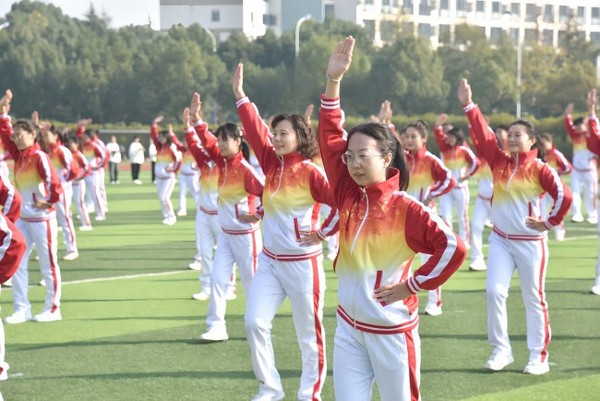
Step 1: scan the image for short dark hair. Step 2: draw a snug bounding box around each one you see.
[271,113,318,159]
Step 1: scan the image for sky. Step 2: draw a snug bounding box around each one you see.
[0,0,161,30]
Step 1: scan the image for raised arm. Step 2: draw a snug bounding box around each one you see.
[168,123,186,152]
[458,79,505,169]
[563,103,579,141]
[318,36,357,204]
[150,115,163,149]
[0,90,18,160]
[189,93,222,162]
[586,89,600,156]
[433,113,451,153]
[182,107,212,167]
[233,63,278,171]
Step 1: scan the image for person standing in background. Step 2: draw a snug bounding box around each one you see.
[128,135,145,185]
[106,136,122,184]
[149,139,157,184]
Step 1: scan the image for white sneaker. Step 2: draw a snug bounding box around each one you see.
[424,304,443,316]
[4,310,32,324]
[94,215,106,221]
[63,252,79,261]
[484,352,514,371]
[39,279,46,287]
[226,289,237,301]
[523,360,550,375]
[464,242,471,250]
[192,289,211,301]
[469,258,487,271]
[554,229,565,241]
[177,210,187,217]
[2,278,12,288]
[251,389,285,401]
[587,216,598,225]
[188,260,202,271]
[590,285,600,295]
[571,214,584,223]
[79,225,93,232]
[326,253,336,261]
[198,326,228,343]
[484,219,493,228]
[33,310,62,323]
[133,179,143,185]
[162,217,176,225]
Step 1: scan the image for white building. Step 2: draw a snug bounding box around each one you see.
[160,0,267,40]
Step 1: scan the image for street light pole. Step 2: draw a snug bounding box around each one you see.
[503,10,523,118]
[295,14,312,59]
[200,24,218,53]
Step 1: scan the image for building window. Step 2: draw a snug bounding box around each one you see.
[543,5,554,23]
[211,9,220,22]
[263,14,276,26]
[324,4,335,19]
[440,0,449,10]
[419,0,433,15]
[456,0,467,12]
[365,0,374,5]
[524,28,537,45]
[476,1,485,13]
[593,7,600,20]
[558,5,569,21]
[492,1,501,14]
[402,0,413,14]
[510,3,520,16]
[577,6,585,22]
[525,4,539,22]
[490,27,502,44]
[382,0,390,6]
[542,29,553,46]
[418,23,432,37]
[439,24,450,44]
[591,32,600,49]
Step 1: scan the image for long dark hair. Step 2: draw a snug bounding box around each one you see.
[447,127,465,146]
[510,119,545,161]
[13,119,37,143]
[405,119,429,139]
[215,122,250,161]
[271,113,318,159]
[347,122,409,190]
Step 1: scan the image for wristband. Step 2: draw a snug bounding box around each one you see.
[326,74,342,83]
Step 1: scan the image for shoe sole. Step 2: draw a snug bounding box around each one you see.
[197,338,228,344]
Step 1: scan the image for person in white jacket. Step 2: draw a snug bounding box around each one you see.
[128,136,145,185]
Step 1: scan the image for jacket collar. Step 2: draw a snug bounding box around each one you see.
[512,148,538,165]
[363,168,400,202]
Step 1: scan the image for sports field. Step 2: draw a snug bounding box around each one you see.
[1,179,599,401]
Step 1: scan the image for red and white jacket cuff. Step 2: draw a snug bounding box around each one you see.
[192,119,204,127]
[406,277,422,294]
[236,97,250,108]
[462,102,477,113]
[321,96,340,110]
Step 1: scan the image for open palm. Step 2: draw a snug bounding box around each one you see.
[326,36,355,80]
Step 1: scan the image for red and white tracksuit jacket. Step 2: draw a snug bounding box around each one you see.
[0,173,21,222]
[545,147,572,176]
[185,139,218,214]
[188,121,265,233]
[0,115,63,221]
[237,96,339,258]
[47,143,78,183]
[465,103,571,236]
[404,146,455,206]
[564,114,597,171]
[587,113,600,156]
[434,126,479,186]
[150,125,181,179]
[319,96,466,333]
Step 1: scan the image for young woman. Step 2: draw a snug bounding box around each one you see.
[433,118,479,248]
[233,63,339,401]
[459,78,571,375]
[64,134,93,231]
[106,135,122,184]
[184,93,264,343]
[41,125,80,260]
[0,89,64,324]
[77,125,107,221]
[403,120,456,317]
[564,103,597,224]
[150,116,181,225]
[539,132,572,241]
[319,37,465,401]
[170,130,199,217]
[582,89,600,295]
[128,136,145,184]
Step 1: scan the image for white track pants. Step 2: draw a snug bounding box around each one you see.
[12,218,62,314]
[56,181,77,254]
[84,170,106,218]
[440,186,470,245]
[470,196,492,263]
[155,177,176,219]
[206,230,261,329]
[178,173,199,213]
[72,181,92,228]
[333,316,421,401]
[195,211,235,291]
[486,233,550,363]
[0,288,7,377]
[570,169,598,219]
[245,253,326,401]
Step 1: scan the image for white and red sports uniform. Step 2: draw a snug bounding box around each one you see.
[71,149,92,230]
[0,211,26,380]
[171,136,200,216]
[434,125,479,246]
[184,135,235,296]
[77,127,107,220]
[465,102,572,369]
[0,173,20,223]
[584,113,600,293]
[150,125,181,223]
[405,145,456,314]
[564,114,597,222]
[0,140,9,178]
[189,120,264,336]
[541,147,572,240]
[237,97,340,401]
[47,142,79,256]
[0,114,64,321]
[319,96,466,401]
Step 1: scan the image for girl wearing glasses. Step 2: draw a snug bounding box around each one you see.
[459,79,571,375]
[233,64,339,401]
[183,94,264,344]
[318,37,466,401]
